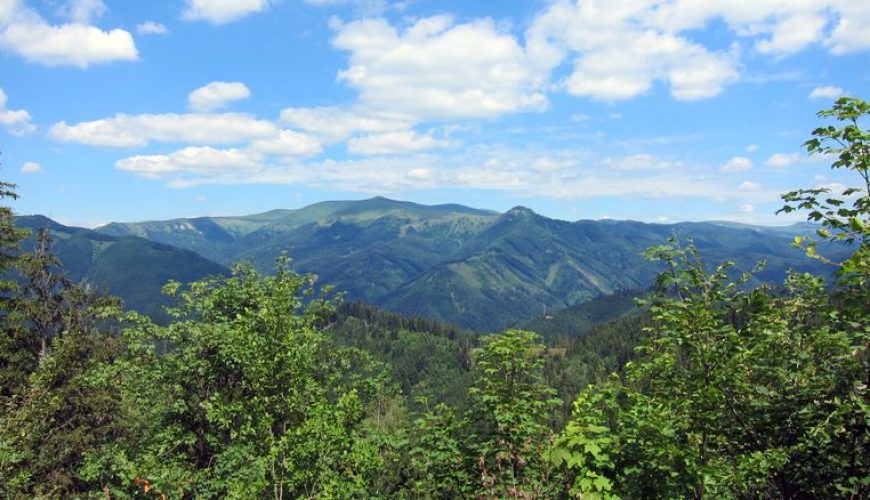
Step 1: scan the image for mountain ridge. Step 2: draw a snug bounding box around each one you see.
[85,197,844,331]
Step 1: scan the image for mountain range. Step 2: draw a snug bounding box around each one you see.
[15,215,228,323]
[73,197,843,331]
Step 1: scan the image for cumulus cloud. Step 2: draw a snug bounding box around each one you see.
[19,161,42,174]
[116,146,263,179]
[765,152,801,168]
[182,0,270,24]
[279,106,410,142]
[755,12,828,55]
[331,15,548,121]
[137,21,168,35]
[525,0,870,102]
[765,151,836,168]
[50,112,279,147]
[0,87,36,136]
[527,0,739,101]
[56,0,107,24]
[0,0,137,67]
[721,156,752,173]
[809,85,847,99]
[188,81,251,112]
[826,0,870,54]
[249,130,322,156]
[347,130,443,155]
[122,143,752,207]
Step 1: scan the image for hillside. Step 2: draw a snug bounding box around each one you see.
[93,197,847,330]
[15,215,228,322]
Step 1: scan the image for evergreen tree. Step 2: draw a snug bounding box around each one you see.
[0,165,28,398]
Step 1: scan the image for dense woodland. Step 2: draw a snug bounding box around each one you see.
[0,99,867,498]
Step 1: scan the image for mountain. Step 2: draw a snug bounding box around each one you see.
[93,197,847,331]
[15,215,228,322]
[519,289,642,341]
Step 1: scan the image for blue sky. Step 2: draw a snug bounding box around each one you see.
[0,0,868,227]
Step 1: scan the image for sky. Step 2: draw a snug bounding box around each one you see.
[0,0,868,227]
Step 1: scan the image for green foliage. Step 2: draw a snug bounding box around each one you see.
[331,302,475,408]
[404,402,474,498]
[89,258,394,498]
[466,329,562,497]
[780,96,870,282]
[0,227,124,498]
[0,176,25,295]
[557,240,869,497]
[520,289,640,342]
[14,215,229,323]
[543,312,651,426]
[556,99,870,498]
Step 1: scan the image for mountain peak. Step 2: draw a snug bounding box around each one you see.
[505,206,536,218]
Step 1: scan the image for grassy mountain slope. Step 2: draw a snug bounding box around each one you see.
[92,197,846,331]
[16,215,228,322]
[381,209,837,331]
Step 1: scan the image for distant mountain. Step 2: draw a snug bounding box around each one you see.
[15,215,228,322]
[93,197,846,331]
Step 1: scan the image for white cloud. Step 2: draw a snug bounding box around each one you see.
[755,12,827,55]
[765,152,801,168]
[406,167,432,180]
[531,157,575,171]
[137,21,168,36]
[331,16,548,121]
[182,0,270,24]
[116,146,262,179]
[826,0,870,54]
[0,0,137,67]
[279,106,410,142]
[525,0,870,103]
[19,161,42,174]
[809,85,847,99]
[721,156,752,173]
[745,144,759,153]
[0,87,36,136]
[569,113,590,123]
[528,0,739,101]
[249,130,322,156]
[738,203,754,213]
[57,0,107,24]
[347,130,443,155]
[50,112,278,147]
[114,142,775,207]
[646,1,870,55]
[188,81,251,112]
[739,180,761,192]
[607,153,676,171]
